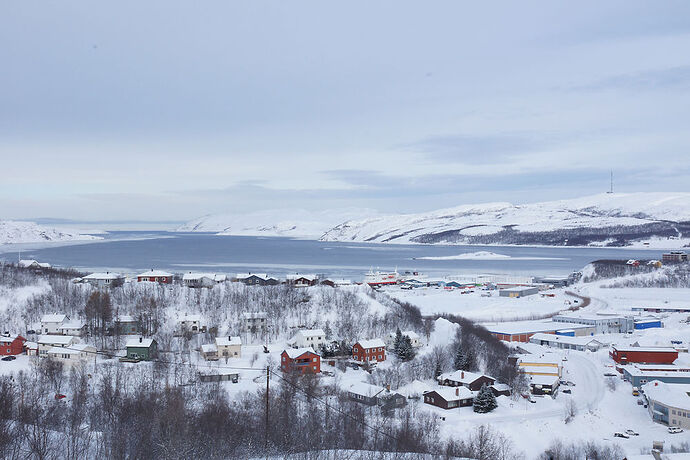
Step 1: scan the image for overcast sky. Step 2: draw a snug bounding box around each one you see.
[2,1,690,222]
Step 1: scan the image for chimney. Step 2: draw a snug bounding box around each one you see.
[461,371,464,379]
[386,384,390,392]
[228,336,231,341]
[139,337,142,343]
[455,388,459,396]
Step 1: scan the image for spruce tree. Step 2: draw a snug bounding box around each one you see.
[398,335,415,361]
[473,384,498,413]
[393,328,403,357]
[454,345,466,371]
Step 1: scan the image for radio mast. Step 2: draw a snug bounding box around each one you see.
[607,170,614,194]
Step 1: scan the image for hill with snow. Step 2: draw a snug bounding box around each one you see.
[177,208,379,238]
[320,193,690,248]
[0,220,102,245]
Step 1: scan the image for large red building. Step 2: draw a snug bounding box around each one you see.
[0,335,26,355]
[281,348,321,374]
[610,346,678,365]
[352,339,386,363]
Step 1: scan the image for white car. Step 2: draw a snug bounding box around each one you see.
[668,426,684,434]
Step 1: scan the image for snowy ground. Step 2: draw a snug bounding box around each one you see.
[385,285,572,321]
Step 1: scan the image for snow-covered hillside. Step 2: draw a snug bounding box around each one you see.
[321,193,690,247]
[0,220,102,245]
[177,208,379,238]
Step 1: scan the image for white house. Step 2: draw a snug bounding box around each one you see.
[288,329,327,349]
[177,314,204,333]
[386,330,422,349]
[201,343,218,361]
[82,272,125,288]
[241,312,268,333]
[216,336,242,359]
[19,260,51,269]
[182,272,227,288]
[529,333,604,351]
[58,319,86,337]
[37,335,78,356]
[41,314,68,334]
[47,343,97,365]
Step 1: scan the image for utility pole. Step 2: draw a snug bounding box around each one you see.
[265,366,270,457]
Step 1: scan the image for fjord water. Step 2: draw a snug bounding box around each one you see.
[1,231,661,280]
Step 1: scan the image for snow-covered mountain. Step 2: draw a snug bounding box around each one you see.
[0,220,102,245]
[320,193,690,247]
[177,208,380,238]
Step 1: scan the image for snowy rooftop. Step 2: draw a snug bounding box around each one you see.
[47,343,95,355]
[426,386,473,401]
[485,320,590,335]
[438,370,491,384]
[530,374,559,386]
[0,335,24,343]
[201,343,218,353]
[115,315,135,322]
[236,273,272,280]
[83,272,124,280]
[348,382,389,398]
[60,320,85,329]
[178,314,203,323]
[283,347,317,359]
[286,274,317,281]
[126,337,155,348]
[356,338,385,349]
[182,272,226,281]
[530,333,604,346]
[296,329,325,338]
[41,314,67,323]
[612,346,677,353]
[216,336,241,346]
[38,335,77,345]
[643,380,690,410]
[137,269,173,277]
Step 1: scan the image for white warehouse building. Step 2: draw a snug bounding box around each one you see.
[552,313,634,334]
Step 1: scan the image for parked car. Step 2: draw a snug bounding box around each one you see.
[26,329,36,335]
[562,389,572,394]
[637,399,644,406]
[604,372,617,377]
[668,426,684,434]
[614,432,629,439]
[624,429,639,436]
[1,356,16,362]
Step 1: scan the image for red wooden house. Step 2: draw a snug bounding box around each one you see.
[610,346,678,365]
[0,335,26,355]
[352,339,386,363]
[137,269,173,284]
[281,348,321,374]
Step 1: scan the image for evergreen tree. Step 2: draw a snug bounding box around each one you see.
[473,384,498,413]
[393,328,403,357]
[453,345,466,371]
[397,334,415,361]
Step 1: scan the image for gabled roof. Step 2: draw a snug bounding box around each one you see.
[286,274,317,281]
[38,335,77,345]
[125,337,155,348]
[60,320,85,329]
[201,343,218,353]
[530,374,559,386]
[178,314,203,323]
[137,269,173,278]
[41,314,67,323]
[182,272,227,282]
[83,272,124,280]
[283,347,318,359]
[215,336,241,347]
[438,370,493,385]
[530,333,603,347]
[426,386,474,401]
[0,335,25,343]
[115,314,135,323]
[296,329,325,338]
[241,311,267,319]
[48,344,95,355]
[356,339,386,349]
[236,273,273,280]
[348,382,401,399]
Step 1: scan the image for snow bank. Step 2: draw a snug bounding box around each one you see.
[0,220,101,245]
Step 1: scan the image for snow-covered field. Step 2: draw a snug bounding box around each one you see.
[414,251,566,261]
[385,285,571,321]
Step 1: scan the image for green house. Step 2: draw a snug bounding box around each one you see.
[125,337,158,361]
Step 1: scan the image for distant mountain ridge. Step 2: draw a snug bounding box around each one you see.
[0,221,102,245]
[320,193,690,248]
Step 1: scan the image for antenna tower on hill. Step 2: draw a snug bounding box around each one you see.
[607,170,614,194]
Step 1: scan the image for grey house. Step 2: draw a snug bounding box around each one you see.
[347,382,406,410]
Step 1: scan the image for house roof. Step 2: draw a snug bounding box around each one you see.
[38,335,77,345]
[47,344,95,355]
[0,335,25,343]
[125,337,155,348]
[283,347,318,359]
[485,320,591,335]
[390,330,420,340]
[296,329,325,338]
[530,374,560,386]
[642,380,690,410]
[178,314,203,323]
[83,272,124,280]
[60,320,85,329]
[348,382,400,399]
[426,386,474,402]
[19,260,50,268]
[241,311,267,319]
[612,346,677,353]
[520,365,560,375]
[41,314,67,323]
[529,333,603,347]
[137,269,173,278]
[201,343,218,353]
[215,336,241,347]
[182,272,227,282]
[25,341,38,349]
[236,273,273,280]
[115,315,135,323]
[438,370,493,385]
[356,339,386,349]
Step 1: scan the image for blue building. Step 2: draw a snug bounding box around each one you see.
[634,319,662,330]
[622,365,690,387]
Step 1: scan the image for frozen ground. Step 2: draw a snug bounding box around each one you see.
[385,285,572,321]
